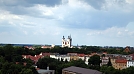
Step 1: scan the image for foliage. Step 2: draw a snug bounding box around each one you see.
[88,55,101,66]
[107,58,112,66]
[0,44,133,74]
[0,44,38,74]
[36,57,88,74]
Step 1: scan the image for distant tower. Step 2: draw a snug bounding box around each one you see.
[62,35,72,48]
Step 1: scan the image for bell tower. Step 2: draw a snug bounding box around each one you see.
[62,35,72,48]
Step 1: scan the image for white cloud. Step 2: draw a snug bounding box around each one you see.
[0,0,134,46]
[0,10,23,20]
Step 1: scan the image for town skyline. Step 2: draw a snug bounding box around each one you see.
[0,0,134,47]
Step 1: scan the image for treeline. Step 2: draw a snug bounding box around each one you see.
[34,46,131,55]
[0,44,133,74]
[0,44,38,74]
[0,44,130,56]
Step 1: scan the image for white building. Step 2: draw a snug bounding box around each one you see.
[85,56,90,65]
[122,55,132,60]
[100,57,109,66]
[50,54,70,62]
[62,35,72,48]
[127,60,134,67]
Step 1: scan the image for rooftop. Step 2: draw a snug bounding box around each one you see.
[37,69,54,74]
[63,66,102,74]
[115,59,127,63]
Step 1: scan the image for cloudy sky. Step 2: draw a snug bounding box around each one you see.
[0,0,134,47]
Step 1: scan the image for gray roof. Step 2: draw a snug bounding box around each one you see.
[37,69,53,74]
[63,66,102,74]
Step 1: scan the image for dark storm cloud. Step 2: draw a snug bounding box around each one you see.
[60,8,134,30]
[25,0,62,7]
[1,0,62,7]
[0,0,62,15]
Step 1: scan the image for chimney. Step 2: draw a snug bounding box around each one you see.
[47,66,49,70]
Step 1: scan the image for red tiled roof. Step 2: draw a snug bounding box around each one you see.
[41,46,51,48]
[22,55,43,63]
[115,59,127,63]
[103,52,107,54]
[42,52,50,56]
[78,54,85,57]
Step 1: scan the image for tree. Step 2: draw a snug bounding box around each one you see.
[70,59,88,68]
[101,54,105,57]
[36,57,58,69]
[20,68,33,74]
[107,58,112,66]
[65,59,68,63]
[88,55,101,66]
[100,66,117,74]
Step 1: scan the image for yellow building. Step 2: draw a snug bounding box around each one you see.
[115,59,127,70]
[110,57,116,68]
[70,55,79,61]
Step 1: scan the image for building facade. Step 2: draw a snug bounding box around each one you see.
[62,35,72,48]
[115,59,127,70]
[127,60,134,67]
[100,57,109,66]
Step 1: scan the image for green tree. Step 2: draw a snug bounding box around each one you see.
[100,66,117,74]
[20,68,33,74]
[70,59,88,68]
[101,54,105,57]
[107,58,112,66]
[88,55,101,66]
[36,57,58,69]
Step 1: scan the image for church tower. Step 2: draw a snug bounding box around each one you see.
[62,35,72,48]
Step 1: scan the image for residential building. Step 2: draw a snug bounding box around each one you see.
[41,45,51,49]
[67,53,79,61]
[39,52,50,57]
[62,66,102,74]
[110,57,116,68]
[100,57,109,66]
[24,46,35,50]
[78,54,85,60]
[85,55,90,65]
[56,55,70,61]
[127,60,134,67]
[124,46,130,53]
[122,55,132,60]
[107,54,132,61]
[70,55,79,61]
[50,54,70,62]
[130,53,134,60]
[22,55,44,64]
[115,59,127,70]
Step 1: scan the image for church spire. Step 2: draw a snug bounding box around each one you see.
[63,36,65,39]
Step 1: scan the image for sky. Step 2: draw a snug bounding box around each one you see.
[0,0,134,47]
